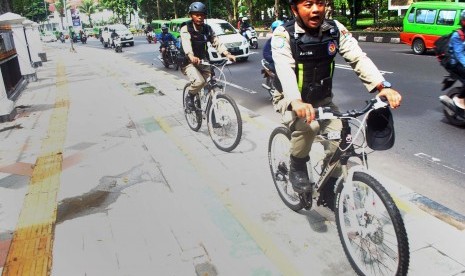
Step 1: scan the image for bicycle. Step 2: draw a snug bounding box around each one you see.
[183,59,242,152]
[268,97,409,276]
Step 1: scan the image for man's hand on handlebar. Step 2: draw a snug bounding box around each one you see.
[226,53,236,62]
[291,99,315,124]
[377,88,402,109]
[189,54,201,65]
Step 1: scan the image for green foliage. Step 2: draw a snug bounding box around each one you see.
[333,15,350,26]
[12,0,48,21]
[100,0,136,25]
[79,0,98,26]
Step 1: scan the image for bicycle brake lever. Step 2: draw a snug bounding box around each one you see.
[373,96,389,109]
[317,107,336,120]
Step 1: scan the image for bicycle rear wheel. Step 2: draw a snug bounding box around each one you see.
[335,172,409,276]
[183,84,202,131]
[268,127,303,211]
[207,93,242,152]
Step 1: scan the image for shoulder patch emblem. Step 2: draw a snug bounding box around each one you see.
[328,41,337,55]
[341,29,352,38]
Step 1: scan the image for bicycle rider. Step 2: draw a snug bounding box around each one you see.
[180,2,236,109]
[271,0,402,194]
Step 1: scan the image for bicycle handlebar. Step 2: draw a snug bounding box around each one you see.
[316,96,388,120]
[199,59,232,67]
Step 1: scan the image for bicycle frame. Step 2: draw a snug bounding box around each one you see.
[197,60,230,115]
[311,102,382,196]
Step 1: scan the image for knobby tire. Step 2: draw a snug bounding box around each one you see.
[335,172,409,276]
[207,93,242,152]
[268,127,303,211]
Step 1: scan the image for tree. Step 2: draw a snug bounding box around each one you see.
[100,0,135,25]
[52,0,66,29]
[79,0,98,26]
[1,0,13,13]
[11,0,48,22]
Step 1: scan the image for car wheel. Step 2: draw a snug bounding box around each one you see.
[412,38,426,55]
[130,42,134,46]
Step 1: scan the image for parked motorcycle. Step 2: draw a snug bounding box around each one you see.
[261,59,278,100]
[244,27,258,49]
[159,41,179,70]
[81,34,87,44]
[438,73,465,126]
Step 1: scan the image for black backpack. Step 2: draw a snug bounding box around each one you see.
[434,29,464,67]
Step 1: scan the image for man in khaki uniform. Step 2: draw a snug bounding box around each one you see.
[272,0,402,194]
[180,2,236,108]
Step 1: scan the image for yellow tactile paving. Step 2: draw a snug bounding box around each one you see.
[2,60,69,276]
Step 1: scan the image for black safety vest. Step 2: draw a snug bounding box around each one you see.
[185,21,213,60]
[284,19,339,105]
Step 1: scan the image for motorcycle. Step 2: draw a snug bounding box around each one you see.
[113,35,122,53]
[439,73,465,126]
[81,34,87,44]
[146,32,154,43]
[244,27,258,49]
[159,41,180,70]
[261,59,278,100]
[59,34,65,43]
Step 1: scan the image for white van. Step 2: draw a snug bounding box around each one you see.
[205,18,250,61]
[101,24,134,48]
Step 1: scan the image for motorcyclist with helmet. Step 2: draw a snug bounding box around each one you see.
[445,10,465,115]
[110,29,119,47]
[263,20,284,71]
[145,24,153,34]
[240,17,251,38]
[271,0,402,194]
[180,2,236,109]
[158,25,176,59]
[262,20,284,95]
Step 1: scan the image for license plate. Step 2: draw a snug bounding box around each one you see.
[230,47,239,52]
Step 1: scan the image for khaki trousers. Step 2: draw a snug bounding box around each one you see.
[285,101,343,176]
[181,63,211,94]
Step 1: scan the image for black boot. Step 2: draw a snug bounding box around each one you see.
[185,92,196,109]
[289,155,311,193]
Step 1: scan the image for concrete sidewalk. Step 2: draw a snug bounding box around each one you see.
[0,43,464,276]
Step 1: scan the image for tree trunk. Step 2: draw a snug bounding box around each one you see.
[156,0,160,19]
[173,0,177,19]
[0,0,12,13]
[326,0,334,19]
[274,0,279,20]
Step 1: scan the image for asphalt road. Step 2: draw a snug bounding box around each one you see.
[78,35,465,216]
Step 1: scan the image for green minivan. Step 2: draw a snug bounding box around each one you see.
[150,20,170,35]
[400,1,465,54]
[169,18,191,38]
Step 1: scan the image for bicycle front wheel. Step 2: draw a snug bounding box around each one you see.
[207,93,242,152]
[268,127,303,211]
[335,172,409,276]
[183,84,202,131]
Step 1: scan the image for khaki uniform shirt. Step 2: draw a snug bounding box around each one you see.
[271,20,385,110]
[180,23,229,59]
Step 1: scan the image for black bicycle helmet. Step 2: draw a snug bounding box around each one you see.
[189,2,207,14]
[366,107,395,151]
